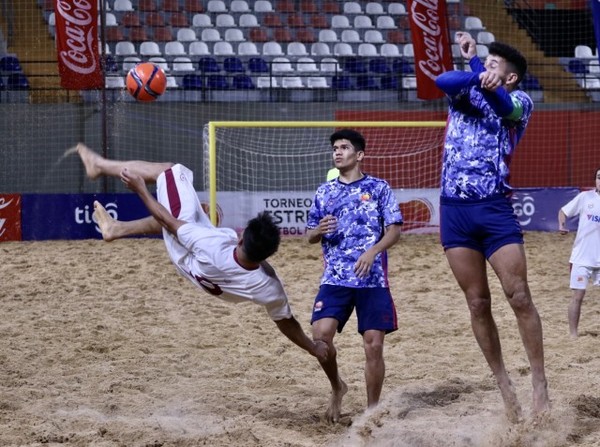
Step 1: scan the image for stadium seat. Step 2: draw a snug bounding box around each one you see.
[256,76,278,88]
[105,26,125,42]
[145,12,164,27]
[465,16,485,31]
[477,31,495,45]
[207,0,227,13]
[0,55,22,73]
[343,57,368,73]
[333,42,355,56]
[162,0,180,12]
[393,57,414,74]
[320,57,341,73]
[575,45,594,59]
[254,0,273,12]
[262,42,284,56]
[263,13,283,27]
[388,3,407,14]
[287,13,305,28]
[271,56,294,73]
[198,56,221,72]
[105,75,125,88]
[152,26,174,42]
[129,27,149,43]
[366,2,385,15]
[341,30,362,44]
[568,59,588,75]
[231,0,250,13]
[103,54,119,72]
[249,28,269,42]
[331,75,355,89]
[356,75,379,90]
[103,12,118,26]
[181,73,203,89]
[140,41,161,57]
[369,58,391,73]
[380,74,399,89]
[184,0,204,13]
[148,56,170,72]
[521,74,542,91]
[166,76,178,88]
[225,29,245,43]
[216,14,236,28]
[318,29,339,43]
[402,76,417,89]
[177,28,198,42]
[331,15,351,29]
[113,0,133,11]
[300,0,318,13]
[122,56,141,72]
[296,57,319,73]
[380,43,401,58]
[589,59,600,74]
[354,15,374,29]
[201,29,222,42]
[248,57,270,73]
[295,29,317,44]
[115,41,137,56]
[223,57,245,73]
[138,0,157,12]
[207,74,229,89]
[376,16,397,29]
[239,14,259,27]
[172,56,195,72]
[343,2,362,14]
[387,30,409,44]
[121,11,141,27]
[213,41,235,56]
[364,30,385,44]
[276,0,295,13]
[476,44,489,58]
[311,42,332,57]
[189,41,211,57]
[403,43,415,58]
[307,76,329,88]
[358,43,378,57]
[238,41,260,56]
[274,28,293,43]
[167,12,189,27]
[232,74,255,89]
[322,1,340,14]
[192,14,213,27]
[281,76,303,88]
[287,42,309,57]
[310,14,329,29]
[164,41,186,57]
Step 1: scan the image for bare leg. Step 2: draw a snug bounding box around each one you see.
[446,247,523,423]
[363,329,385,408]
[67,143,173,182]
[93,201,161,241]
[490,244,550,417]
[275,317,328,361]
[313,318,348,423]
[568,289,586,339]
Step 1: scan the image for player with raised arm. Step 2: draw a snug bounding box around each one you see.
[71,143,328,364]
[558,167,600,338]
[434,32,550,421]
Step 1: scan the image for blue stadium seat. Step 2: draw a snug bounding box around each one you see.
[181,73,203,89]
[104,54,119,73]
[356,74,379,90]
[0,56,22,73]
[343,57,368,73]
[521,74,542,90]
[248,57,269,73]
[369,58,391,74]
[232,74,255,89]
[7,73,30,89]
[392,57,414,74]
[331,75,355,89]
[206,74,229,89]
[380,75,399,89]
[567,59,587,75]
[198,56,221,73]
[223,57,245,73]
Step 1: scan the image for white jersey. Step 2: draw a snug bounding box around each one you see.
[156,164,292,321]
[561,190,600,267]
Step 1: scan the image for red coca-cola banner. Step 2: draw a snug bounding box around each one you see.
[0,195,22,242]
[407,0,454,100]
[54,0,103,89]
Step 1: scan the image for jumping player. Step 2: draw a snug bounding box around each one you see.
[306,129,403,423]
[434,32,550,421]
[71,143,328,364]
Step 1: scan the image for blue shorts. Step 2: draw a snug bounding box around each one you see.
[440,194,523,259]
[311,284,398,334]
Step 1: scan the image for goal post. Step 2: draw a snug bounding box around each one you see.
[203,121,447,233]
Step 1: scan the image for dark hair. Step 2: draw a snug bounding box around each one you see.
[242,211,280,262]
[488,42,527,85]
[330,129,366,152]
[595,167,600,178]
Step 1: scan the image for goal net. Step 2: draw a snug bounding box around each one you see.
[202,121,446,235]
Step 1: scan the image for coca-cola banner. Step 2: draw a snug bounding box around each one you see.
[54,0,103,90]
[407,0,453,100]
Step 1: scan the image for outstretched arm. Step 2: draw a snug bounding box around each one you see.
[120,168,185,236]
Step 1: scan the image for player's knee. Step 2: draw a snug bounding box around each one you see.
[506,288,533,311]
[467,296,492,317]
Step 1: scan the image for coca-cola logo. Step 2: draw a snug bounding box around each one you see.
[409,0,447,82]
[0,197,14,210]
[56,0,99,74]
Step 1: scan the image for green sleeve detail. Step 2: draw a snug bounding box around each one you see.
[505,95,523,121]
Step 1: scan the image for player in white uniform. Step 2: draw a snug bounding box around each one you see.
[558,167,600,338]
[72,143,327,362]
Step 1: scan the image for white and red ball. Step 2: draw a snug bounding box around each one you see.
[126,62,167,102]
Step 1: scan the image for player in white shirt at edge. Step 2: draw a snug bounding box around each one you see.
[558,167,600,339]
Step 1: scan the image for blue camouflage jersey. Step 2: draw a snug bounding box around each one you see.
[437,60,534,200]
[307,175,403,288]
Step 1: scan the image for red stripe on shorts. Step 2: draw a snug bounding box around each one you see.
[164,168,181,218]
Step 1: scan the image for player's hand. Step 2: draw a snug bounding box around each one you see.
[479,71,503,91]
[455,31,476,60]
[318,215,337,235]
[120,168,146,194]
[354,250,376,279]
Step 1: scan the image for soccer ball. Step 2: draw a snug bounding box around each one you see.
[126,62,167,102]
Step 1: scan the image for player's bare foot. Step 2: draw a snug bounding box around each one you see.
[76,143,103,179]
[498,379,523,423]
[325,379,348,424]
[93,201,118,242]
[532,379,550,416]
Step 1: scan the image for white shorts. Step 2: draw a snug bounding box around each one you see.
[570,264,600,290]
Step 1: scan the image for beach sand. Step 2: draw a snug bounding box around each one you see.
[1,232,600,446]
